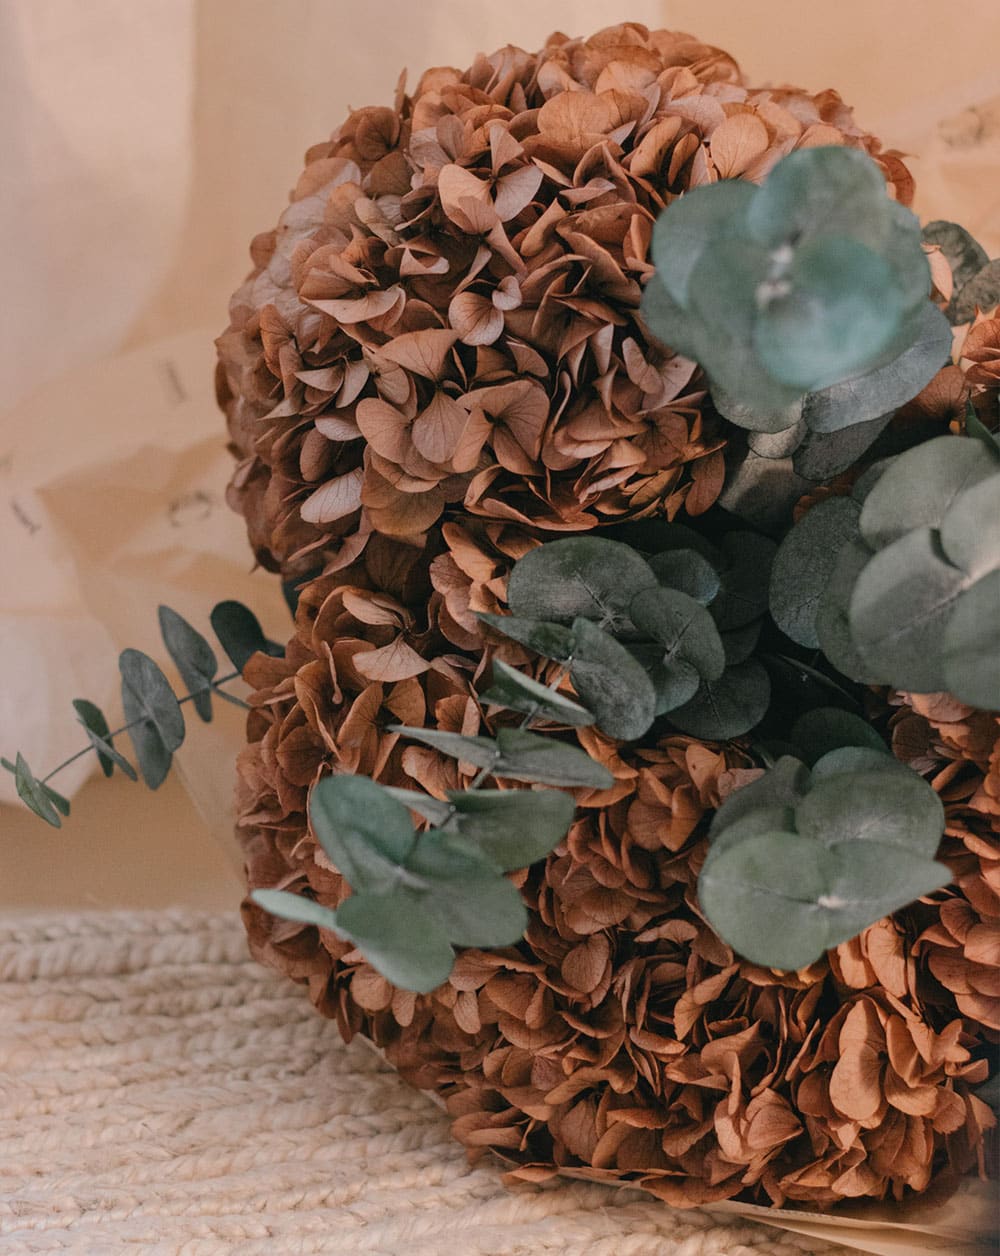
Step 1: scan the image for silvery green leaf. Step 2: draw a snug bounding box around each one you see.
[849,526,972,691]
[251,888,340,931]
[650,658,701,715]
[640,272,704,360]
[748,420,807,460]
[811,745,918,781]
[649,178,758,305]
[72,698,137,780]
[405,831,527,947]
[481,660,594,727]
[720,620,761,666]
[815,537,879,683]
[309,774,418,893]
[950,258,1000,325]
[119,649,185,789]
[770,497,862,648]
[938,473,1000,580]
[381,787,453,826]
[667,659,771,740]
[445,789,575,869]
[646,548,720,605]
[792,413,893,480]
[795,768,944,857]
[568,618,656,741]
[335,891,455,994]
[711,532,778,631]
[629,586,725,680]
[789,708,888,767]
[712,386,805,435]
[477,614,575,661]
[942,571,1000,710]
[210,600,284,672]
[389,727,502,770]
[506,537,657,632]
[801,302,952,434]
[963,400,1000,456]
[717,446,812,530]
[922,220,990,294]
[11,752,62,827]
[493,728,614,789]
[709,754,811,841]
[158,606,217,722]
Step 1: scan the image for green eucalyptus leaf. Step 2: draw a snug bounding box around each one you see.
[711,532,778,631]
[745,146,892,252]
[716,446,812,530]
[445,789,575,869]
[251,888,340,931]
[493,727,614,789]
[390,727,501,769]
[711,387,805,435]
[755,236,904,392]
[950,258,1000,325]
[614,520,723,567]
[748,420,807,460]
[815,536,880,683]
[158,606,217,722]
[506,537,657,631]
[646,548,721,605]
[942,571,1000,710]
[335,891,455,994]
[477,613,575,661]
[699,831,950,970]
[568,618,657,740]
[210,600,284,672]
[650,658,701,715]
[811,745,916,781]
[381,787,453,826]
[668,659,770,740]
[406,831,528,947]
[119,649,185,789]
[72,698,137,780]
[709,754,811,841]
[12,752,62,827]
[703,805,800,865]
[720,620,762,666]
[309,774,418,893]
[849,526,972,691]
[789,708,888,767]
[650,179,758,305]
[922,220,990,294]
[640,273,705,362]
[481,660,594,727]
[938,473,1000,580]
[769,497,862,648]
[792,413,894,480]
[882,201,935,310]
[795,768,944,857]
[800,301,952,434]
[629,586,725,680]
[859,435,999,550]
[964,400,1000,456]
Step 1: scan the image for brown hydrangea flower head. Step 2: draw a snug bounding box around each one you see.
[216,23,914,577]
[235,519,997,1211]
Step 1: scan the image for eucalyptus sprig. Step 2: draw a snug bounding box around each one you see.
[3,601,282,826]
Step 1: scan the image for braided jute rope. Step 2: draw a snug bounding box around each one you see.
[0,911,848,1255]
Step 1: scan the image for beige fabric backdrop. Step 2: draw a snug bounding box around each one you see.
[1,0,999,910]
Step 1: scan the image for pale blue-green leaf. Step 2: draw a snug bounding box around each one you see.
[708,754,811,841]
[942,572,1000,710]
[477,614,575,662]
[381,787,453,826]
[795,769,944,857]
[721,620,761,666]
[494,728,614,789]
[667,659,770,740]
[650,658,701,715]
[815,537,880,683]
[445,788,576,869]
[119,649,184,789]
[406,831,528,947]
[481,660,594,727]
[629,586,725,680]
[506,537,657,631]
[12,752,62,827]
[568,618,656,740]
[646,548,720,605]
[158,605,217,722]
[922,220,990,294]
[792,413,893,480]
[251,888,340,931]
[650,178,758,304]
[769,497,862,648]
[309,774,418,894]
[938,473,1000,580]
[335,891,455,994]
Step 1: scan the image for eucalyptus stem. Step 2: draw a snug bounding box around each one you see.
[40,669,243,785]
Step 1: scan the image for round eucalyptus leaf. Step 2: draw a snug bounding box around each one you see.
[210,600,284,672]
[792,413,893,481]
[477,613,575,662]
[309,774,418,894]
[481,660,594,727]
[506,537,657,630]
[389,726,501,770]
[406,830,528,947]
[754,236,903,392]
[801,302,952,435]
[795,768,944,857]
[72,698,137,780]
[811,745,915,781]
[569,617,657,741]
[711,385,805,435]
[815,536,879,683]
[650,658,701,715]
[770,497,862,648]
[849,526,972,691]
[716,447,813,530]
[629,586,725,680]
[858,435,998,550]
[789,708,887,766]
[494,728,614,790]
[158,605,217,723]
[646,548,721,605]
[12,752,62,828]
[938,473,1000,581]
[922,220,990,293]
[711,532,778,631]
[708,754,811,841]
[963,400,1000,458]
[446,788,576,870]
[251,888,340,932]
[942,571,1000,710]
[119,649,185,790]
[703,805,799,864]
[381,787,453,827]
[748,420,807,460]
[650,178,758,305]
[881,200,933,309]
[640,272,703,360]
[745,146,891,252]
[335,890,455,994]
[668,659,771,740]
[720,621,762,666]
[950,258,1000,326]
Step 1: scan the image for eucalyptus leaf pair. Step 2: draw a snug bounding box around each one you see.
[642,146,951,434]
[483,532,774,742]
[699,743,949,970]
[253,771,579,993]
[3,600,280,827]
[770,427,1000,709]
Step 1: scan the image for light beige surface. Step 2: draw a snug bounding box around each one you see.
[1,2,998,911]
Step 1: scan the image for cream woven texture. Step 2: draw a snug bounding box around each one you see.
[0,911,844,1255]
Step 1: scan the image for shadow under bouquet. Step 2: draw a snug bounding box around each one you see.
[13,21,998,1224]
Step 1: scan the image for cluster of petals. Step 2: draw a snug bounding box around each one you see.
[216,23,914,577]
